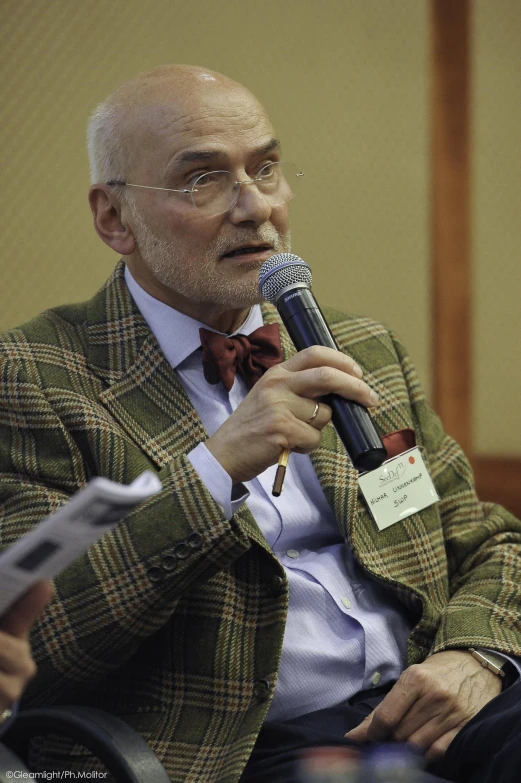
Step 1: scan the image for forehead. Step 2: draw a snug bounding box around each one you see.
[128,88,277,177]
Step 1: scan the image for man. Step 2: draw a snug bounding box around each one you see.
[0,65,520,782]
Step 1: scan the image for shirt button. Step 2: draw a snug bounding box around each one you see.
[286,549,300,559]
[371,671,381,686]
[341,596,352,609]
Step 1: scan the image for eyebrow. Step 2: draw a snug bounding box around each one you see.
[170,137,282,169]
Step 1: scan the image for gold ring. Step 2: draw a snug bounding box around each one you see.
[306,401,320,423]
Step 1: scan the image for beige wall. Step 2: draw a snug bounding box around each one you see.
[0,0,431,392]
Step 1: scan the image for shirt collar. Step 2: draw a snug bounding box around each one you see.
[124,265,265,369]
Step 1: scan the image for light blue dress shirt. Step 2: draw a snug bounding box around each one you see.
[124,266,518,721]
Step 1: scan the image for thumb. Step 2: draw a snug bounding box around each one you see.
[0,581,53,638]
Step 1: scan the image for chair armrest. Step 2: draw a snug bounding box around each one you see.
[0,743,32,781]
[3,706,170,783]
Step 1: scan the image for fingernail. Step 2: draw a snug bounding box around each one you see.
[369,390,379,405]
[353,363,363,378]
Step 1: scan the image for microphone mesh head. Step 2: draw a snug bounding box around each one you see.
[258,253,313,303]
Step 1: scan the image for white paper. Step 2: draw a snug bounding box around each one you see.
[358,447,439,531]
[0,471,162,616]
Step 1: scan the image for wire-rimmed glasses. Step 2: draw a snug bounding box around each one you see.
[107,161,304,217]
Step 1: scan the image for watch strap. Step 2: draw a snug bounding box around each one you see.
[469,647,505,677]
[469,647,518,689]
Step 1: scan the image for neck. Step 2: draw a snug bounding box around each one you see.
[126,263,253,334]
[199,306,252,334]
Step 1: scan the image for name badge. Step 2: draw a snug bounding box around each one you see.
[358,447,439,531]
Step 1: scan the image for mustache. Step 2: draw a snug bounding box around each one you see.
[212,226,282,257]
[129,203,289,262]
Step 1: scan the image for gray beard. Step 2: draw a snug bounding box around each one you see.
[129,207,291,309]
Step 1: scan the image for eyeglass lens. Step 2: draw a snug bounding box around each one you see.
[191,162,303,215]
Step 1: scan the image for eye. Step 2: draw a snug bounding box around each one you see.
[183,170,207,187]
[256,162,278,179]
[188,170,223,189]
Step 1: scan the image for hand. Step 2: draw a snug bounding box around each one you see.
[205,346,378,483]
[345,650,502,763]
[0,581,53,714]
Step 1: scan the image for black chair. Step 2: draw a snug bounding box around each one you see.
[0,706,171,782]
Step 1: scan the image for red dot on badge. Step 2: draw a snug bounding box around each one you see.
[409,456,415,464]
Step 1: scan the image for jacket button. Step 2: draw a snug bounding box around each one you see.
[147,566,163,583]
[162,555,178,571]
[188,533,203,550]
[253,679,271,702]
[175,542,191,559]
[268,575,285,597]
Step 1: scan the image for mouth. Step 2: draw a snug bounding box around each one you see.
[220,244,274,261]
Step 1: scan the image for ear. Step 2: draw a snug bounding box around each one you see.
[88,185,136,256]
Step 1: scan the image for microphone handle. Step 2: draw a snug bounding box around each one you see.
[276,285,387,472]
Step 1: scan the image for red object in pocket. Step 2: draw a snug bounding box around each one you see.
[381,428,416,460]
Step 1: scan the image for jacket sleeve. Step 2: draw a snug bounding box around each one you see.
[0,364,251,703]
[389,330,521,657]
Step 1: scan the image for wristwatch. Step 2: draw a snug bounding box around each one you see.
[468,647,518,689]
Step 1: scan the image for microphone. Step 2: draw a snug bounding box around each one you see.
[259,253,387,473]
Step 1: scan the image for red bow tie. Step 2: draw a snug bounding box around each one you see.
[199,324,283,392]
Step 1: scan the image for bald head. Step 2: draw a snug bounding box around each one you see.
[109,64,243,107]
[87,65,265,186]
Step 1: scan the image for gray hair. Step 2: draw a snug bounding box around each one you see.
[86,99,128,186]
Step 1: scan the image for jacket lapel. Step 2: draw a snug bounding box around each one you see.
[86,262,208,468]
[85,266,275,553]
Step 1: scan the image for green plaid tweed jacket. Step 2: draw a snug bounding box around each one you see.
[1,261,520,782]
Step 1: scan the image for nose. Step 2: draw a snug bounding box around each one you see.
[227,179,273,226]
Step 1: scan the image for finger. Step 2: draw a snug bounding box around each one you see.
[0,580,53,638]
[284,416,325,455]
[423,728,460,764]
[283,346,365,379]
[0,633,31,674]
[275,365,378,409]
[345,712,373,741]
[391,693,458,743]
[0,667,36,709]
[292,399,332,430]
[400,700,466,751]
[0,673,21,712]
[352,676,420,743]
